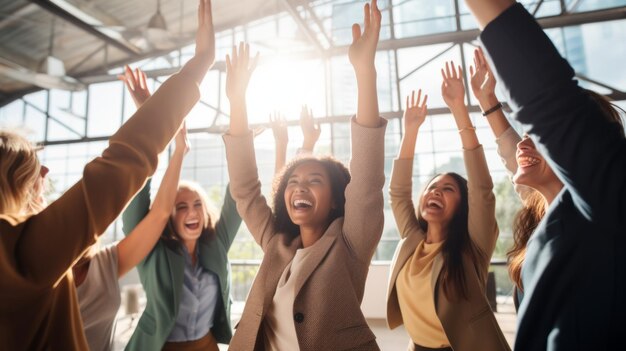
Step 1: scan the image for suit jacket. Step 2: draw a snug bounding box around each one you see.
[0,70,200,350]
[223,117,387,351]
[121,181,242,350]
[386,147,510,351]
[480,4,626,350]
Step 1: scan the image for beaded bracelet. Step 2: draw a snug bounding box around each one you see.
[482,102,503,117]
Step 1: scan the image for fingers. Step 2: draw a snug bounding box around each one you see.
[457,65,463,81]
[416,89,422,107]
[205,0,213,30]
[363,4,370,30]
[422,94,428,108]
[371,0,381,28]
[351,23,361,45]
[405,95,409,110]
[197,0,204,27]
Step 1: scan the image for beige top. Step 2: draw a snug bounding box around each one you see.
[397,240,449,348]
[264,246,314,351]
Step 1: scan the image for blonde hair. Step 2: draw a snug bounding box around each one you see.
[164,180,219,246]
[0,130,42,215]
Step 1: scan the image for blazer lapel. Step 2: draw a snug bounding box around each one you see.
[293,218,342,299]
[388,230,424,298]
[164,246,185,317]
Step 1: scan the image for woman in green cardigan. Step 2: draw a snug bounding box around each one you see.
[120,77,242,351]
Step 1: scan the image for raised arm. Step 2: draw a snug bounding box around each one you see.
[441,61,479,150]
[348,0,380,128]
[270,111,288,174]
[342,0,387,259]
[469,47,510,138]
[463,0,514,29]
[390,90,428,239]
[478,3,626,222]
[300,105,320,153]
[223,44,277,250]
[117,125,189,277]
[12,0,215,286]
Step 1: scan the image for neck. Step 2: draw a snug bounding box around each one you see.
[184,240,198,265]
[300,225,326,248]
[425,222,448,244]
[534,178,564,205]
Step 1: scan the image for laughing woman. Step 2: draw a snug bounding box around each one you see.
[385,63,509,351]
[120,74,242,351]
[222,1,386,349]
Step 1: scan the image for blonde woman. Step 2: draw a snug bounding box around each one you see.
[0,1,215,349]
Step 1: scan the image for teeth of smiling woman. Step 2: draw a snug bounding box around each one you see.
[427,199,443,209]
[293,199,313,207]
[185,219,199,225]
[518,156,540,167]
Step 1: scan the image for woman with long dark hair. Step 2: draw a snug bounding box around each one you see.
[385,62,509,351]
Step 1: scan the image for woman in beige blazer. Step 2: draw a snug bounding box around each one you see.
[0,1,215,349]
[222,2,386,350]
[386,62,510,351]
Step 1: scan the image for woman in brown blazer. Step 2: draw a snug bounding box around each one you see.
[0,1,215,349]
[385,62,510,351]
[222,1,386,350]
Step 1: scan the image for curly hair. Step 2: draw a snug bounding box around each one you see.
[416,172,486,301]
[271,156,351,238]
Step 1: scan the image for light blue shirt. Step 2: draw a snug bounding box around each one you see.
[167,247,220,342]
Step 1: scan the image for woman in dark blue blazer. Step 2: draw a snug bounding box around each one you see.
[463,1,626,350]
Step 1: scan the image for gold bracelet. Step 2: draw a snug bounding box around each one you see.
[458,125,476,133]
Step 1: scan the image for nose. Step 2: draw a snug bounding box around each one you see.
[294,184,309,193]
[517,136,534,152]
[431,187,442,197]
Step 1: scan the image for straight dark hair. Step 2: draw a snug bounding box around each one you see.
[417,172,486,301]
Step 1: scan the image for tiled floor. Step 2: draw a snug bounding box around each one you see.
[114,300,516,350]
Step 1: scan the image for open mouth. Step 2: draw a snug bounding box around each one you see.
[293,199,313,210]
[426,198,443,210]
[184,219,200,230]
[517,155,540,168]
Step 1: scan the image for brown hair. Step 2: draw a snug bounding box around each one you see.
[163,181,219,249]
[0,130,42,215]
[416,172,487,301]
[507,190,546,291]
[271,156,351,238]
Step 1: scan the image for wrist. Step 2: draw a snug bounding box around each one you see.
[301,140,316,151]
[477,94,499,110]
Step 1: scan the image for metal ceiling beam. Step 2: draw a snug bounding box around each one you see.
[280,0,326,53]
[29,0,142,55]
[328,5,626,55]
[0,3,39,30]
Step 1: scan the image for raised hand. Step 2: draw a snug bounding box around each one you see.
[403,89,428,134]
[441,61,467,110]
[300,105,321,151]
[225,42,259,101]
[348,0,382,73]
[118,65,151,108]
[174,122,190,155]
[270,111,288,146]
[469,47,496,102]
[195,0,216,67]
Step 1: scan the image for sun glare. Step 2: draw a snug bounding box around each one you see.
[244,57,326,124]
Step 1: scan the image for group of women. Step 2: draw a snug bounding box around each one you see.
[1,0,624,350]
